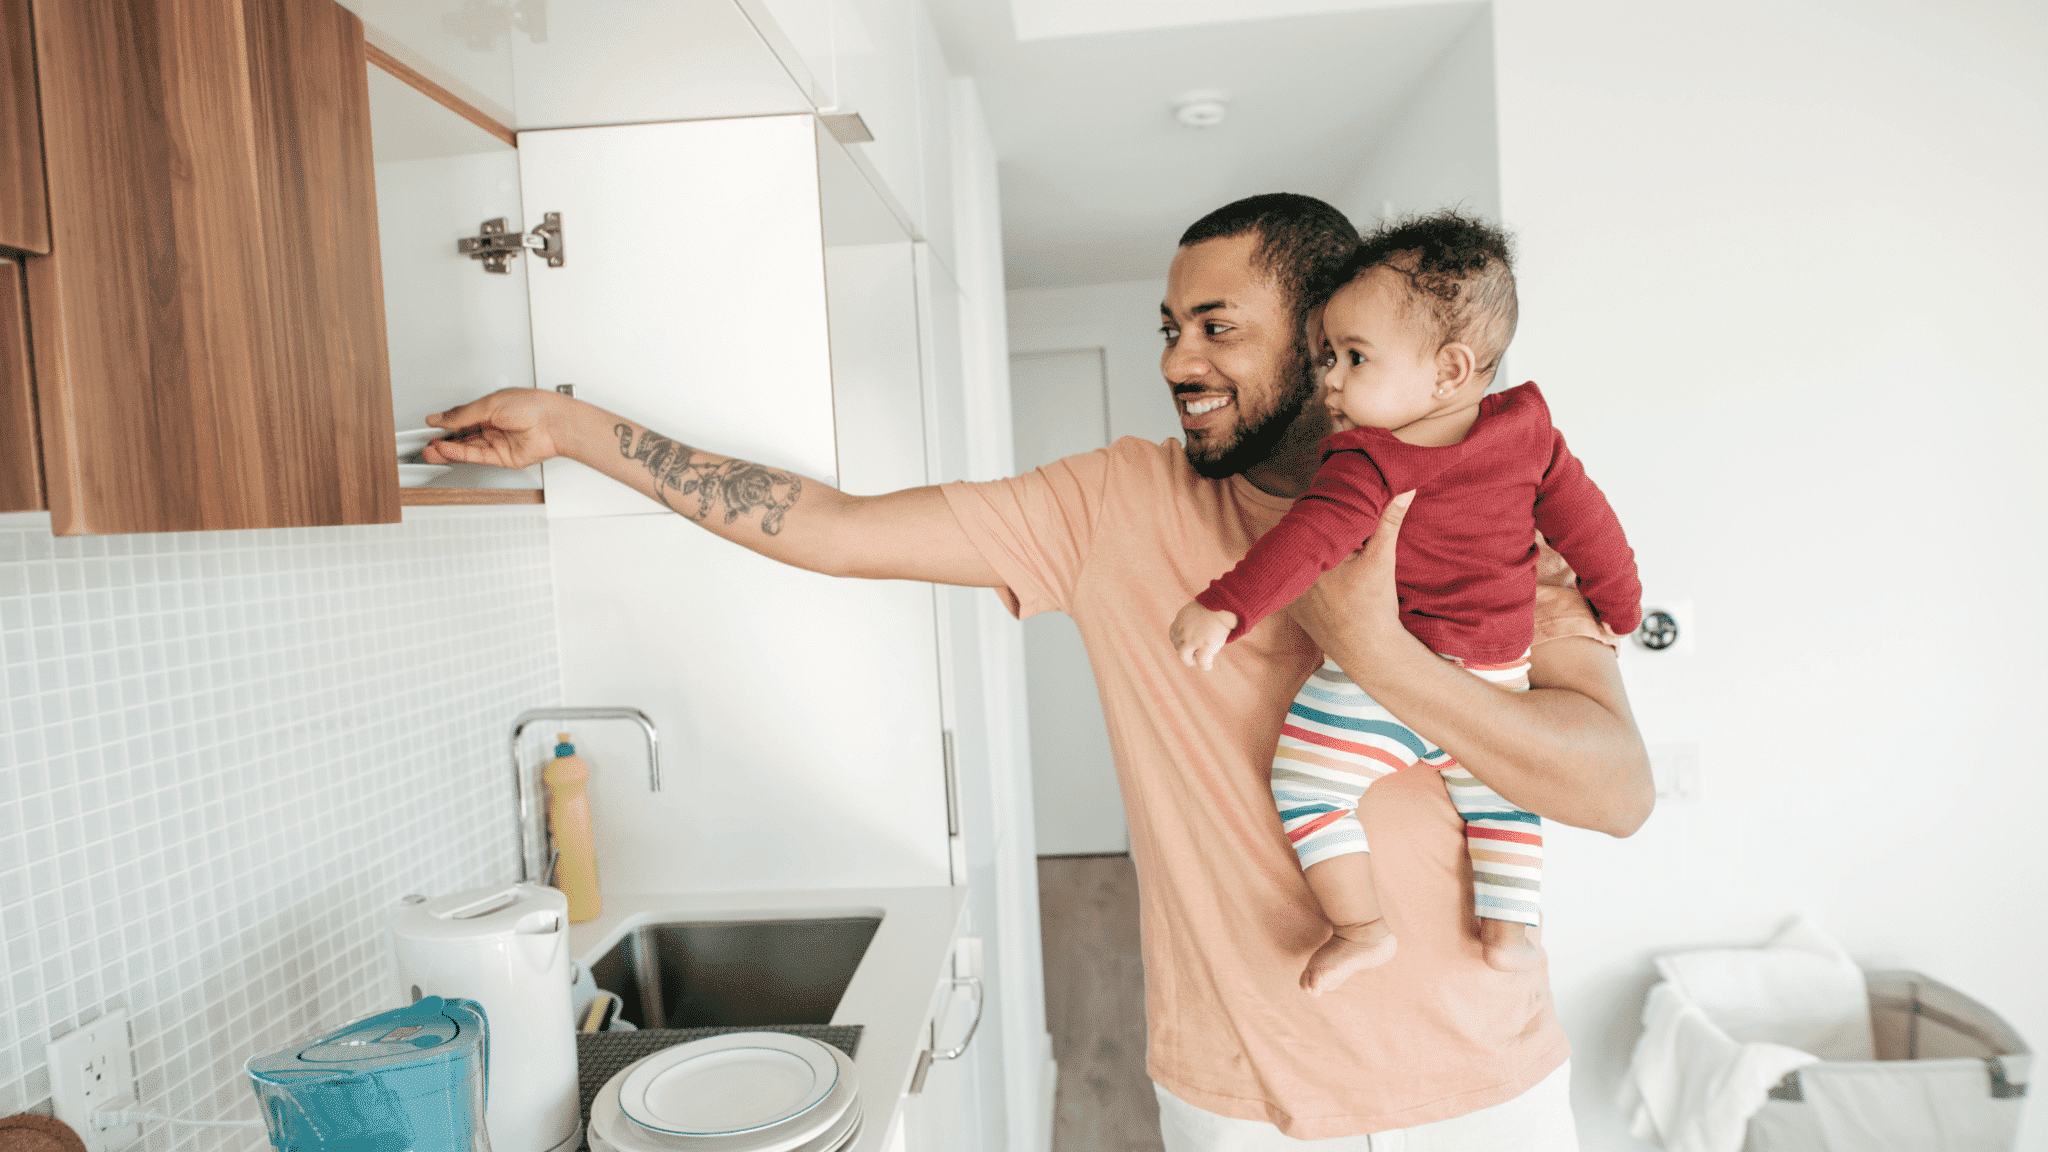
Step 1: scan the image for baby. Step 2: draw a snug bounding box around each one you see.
[1169,211,1642,990]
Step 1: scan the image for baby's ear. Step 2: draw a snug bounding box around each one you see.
[1436,341,1478,393]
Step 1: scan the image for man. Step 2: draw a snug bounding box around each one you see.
[426,193,1651,1149]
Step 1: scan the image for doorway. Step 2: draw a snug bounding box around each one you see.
[1009,348,1130,857]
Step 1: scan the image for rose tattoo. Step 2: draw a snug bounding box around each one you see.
[616,425,803,536]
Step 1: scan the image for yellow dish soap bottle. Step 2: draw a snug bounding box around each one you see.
[544,733,602,923]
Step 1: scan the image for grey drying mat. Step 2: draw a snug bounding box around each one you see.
[576,1025,864,1147]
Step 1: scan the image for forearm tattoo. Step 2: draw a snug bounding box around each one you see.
[615,424,802,535]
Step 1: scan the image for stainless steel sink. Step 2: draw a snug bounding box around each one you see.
[589,916,882,1029]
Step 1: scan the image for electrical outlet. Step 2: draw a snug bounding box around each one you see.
[47,1009,141,1151]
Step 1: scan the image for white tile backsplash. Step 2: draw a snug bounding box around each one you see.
[0,510,561,1147]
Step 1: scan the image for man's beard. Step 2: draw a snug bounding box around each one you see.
[1185,332,1319,480]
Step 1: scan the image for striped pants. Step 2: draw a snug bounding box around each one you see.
[1271,656,1543,926]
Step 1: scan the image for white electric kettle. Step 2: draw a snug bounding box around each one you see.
[392,882,582,1152]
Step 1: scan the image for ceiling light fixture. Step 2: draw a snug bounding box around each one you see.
[1173,90,1229,129]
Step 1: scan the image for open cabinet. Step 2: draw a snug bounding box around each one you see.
[525,114,952,895]
[365,54,545,502]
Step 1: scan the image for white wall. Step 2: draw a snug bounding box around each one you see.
[1486,2,2048,1148]
[0,509,561,1138]
[1333,7,1499,230]
[1006,279,1179,446]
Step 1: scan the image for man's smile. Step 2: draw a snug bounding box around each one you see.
[1177,391,1235,431]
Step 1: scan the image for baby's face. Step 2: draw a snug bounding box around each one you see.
[1319,269,1445,433]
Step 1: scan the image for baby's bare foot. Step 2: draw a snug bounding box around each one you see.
[1301,920,1398,996]
[1480,920,1543,972]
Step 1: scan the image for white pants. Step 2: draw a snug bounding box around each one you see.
[1154,1061,1578,1151]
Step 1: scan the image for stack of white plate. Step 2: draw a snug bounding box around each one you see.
[588,1033,863,1152]
[395,427,451,487]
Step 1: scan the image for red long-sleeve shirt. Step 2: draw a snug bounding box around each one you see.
[1195,383,1641,663]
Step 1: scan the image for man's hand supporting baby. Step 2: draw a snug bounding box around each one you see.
[1289,491,1655,839]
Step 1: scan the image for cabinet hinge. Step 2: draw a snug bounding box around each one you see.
[458,213,564,273]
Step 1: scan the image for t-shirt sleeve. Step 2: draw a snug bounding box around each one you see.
[1532,429,1644,636]
[939,446,1117,619]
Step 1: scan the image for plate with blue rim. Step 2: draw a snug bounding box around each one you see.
[606,1032,853,1149]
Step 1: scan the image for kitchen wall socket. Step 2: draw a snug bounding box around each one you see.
[46,1009,142,1152]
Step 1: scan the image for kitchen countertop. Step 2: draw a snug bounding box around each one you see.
[567,886,968,1152]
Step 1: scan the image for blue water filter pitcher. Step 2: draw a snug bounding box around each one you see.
[245,995,489,1152]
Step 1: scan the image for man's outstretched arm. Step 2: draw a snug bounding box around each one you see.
[1288,492,1655,838]
[423,389,1005,587]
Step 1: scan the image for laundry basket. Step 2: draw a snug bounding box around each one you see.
[1744,969,2031,1152]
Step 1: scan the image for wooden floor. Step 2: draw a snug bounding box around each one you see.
[1039,854,1165,1152]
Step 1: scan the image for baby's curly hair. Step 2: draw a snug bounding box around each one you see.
[1339,210,1518,377]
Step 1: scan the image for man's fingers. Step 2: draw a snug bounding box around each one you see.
[1356,490,1417,571]
[422,428,506,466]
[1381,489,1416,534]
[424,399,491,431]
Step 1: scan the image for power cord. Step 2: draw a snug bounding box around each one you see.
[94,1106,265,1130]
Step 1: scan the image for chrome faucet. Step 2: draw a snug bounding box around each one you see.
[508,707,660,884]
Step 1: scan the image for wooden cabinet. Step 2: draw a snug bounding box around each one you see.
[1,0,49,255]
[21,0,398,535]
[0,256,40,512]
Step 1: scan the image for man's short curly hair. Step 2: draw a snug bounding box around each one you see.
[1178,193,1359,326]
[1344,210,1518,377]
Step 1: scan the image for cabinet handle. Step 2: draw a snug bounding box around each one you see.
[906,976,984,1095]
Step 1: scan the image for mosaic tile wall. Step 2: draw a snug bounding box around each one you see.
[0,509,561,1148]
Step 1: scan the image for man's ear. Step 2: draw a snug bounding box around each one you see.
[1435,342,1478,396]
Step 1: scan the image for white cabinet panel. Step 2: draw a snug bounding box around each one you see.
[913,5,957,271]
[750,0,835,107]
[828,242,925,496]
[510,0,810,129]
[518,116,838,517]
[833,0,926,235]
[551,514,951,893]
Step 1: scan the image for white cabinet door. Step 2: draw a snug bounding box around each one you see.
[912,4,956,271]
[510,0,811,129]
[527,114,951,893]
[899,949,993,1152]
[519,115,839,517]
[831,0,925,234]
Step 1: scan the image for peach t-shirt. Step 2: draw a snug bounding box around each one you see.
[942,437,1599,1139]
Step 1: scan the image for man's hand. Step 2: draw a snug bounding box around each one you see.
[1291,490,1417,649]
[1287,489,1654,838]
[422,388,573,470]
[1171,601,1238,671]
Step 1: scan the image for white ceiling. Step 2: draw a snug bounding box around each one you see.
[930,0,1484,289]
[1006,0,1478,43]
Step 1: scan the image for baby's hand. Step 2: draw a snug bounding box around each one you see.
[1170,602,1237,671]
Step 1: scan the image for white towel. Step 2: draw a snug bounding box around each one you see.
[1616,917,1871,1152]
[1618,980,1819,1152]
[1654,917,1875,1062]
